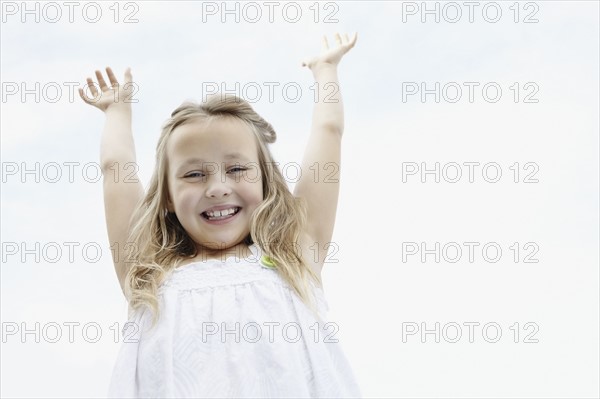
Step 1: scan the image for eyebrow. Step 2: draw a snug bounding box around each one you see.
[176,153,251,170]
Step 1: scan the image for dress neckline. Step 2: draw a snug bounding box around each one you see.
[173,243,261,270]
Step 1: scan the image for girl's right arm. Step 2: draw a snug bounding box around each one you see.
[79,67,144,296]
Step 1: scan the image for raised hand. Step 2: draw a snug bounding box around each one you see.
[78,67,134,113]
[301,32,358,71]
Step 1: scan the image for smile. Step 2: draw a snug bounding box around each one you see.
[201,207,241,221]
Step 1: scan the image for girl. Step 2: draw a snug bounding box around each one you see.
[79,32,360,398]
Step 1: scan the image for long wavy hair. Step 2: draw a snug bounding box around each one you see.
[123,94,323,329]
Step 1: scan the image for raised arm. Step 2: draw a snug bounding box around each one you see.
[294,33,358,260]
[79,67,144,296]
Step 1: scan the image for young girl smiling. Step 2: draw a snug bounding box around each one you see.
[80,32,361,398]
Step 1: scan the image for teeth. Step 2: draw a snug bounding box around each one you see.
[205,207,238,219]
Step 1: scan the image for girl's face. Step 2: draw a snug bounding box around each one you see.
[165,117,264,252]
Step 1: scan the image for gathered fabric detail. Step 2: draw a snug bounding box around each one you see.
[108,243,361,398]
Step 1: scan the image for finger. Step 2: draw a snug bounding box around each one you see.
[78,87,92,104]
[350,32,358,47]
[342,32,357,51]
[344,33,350,44]
[106,67,119,87]
[86,77,98,97]
[124,67,132,84]
[321,35,329,51]
[95,70,108,91]
[334,32,342,46]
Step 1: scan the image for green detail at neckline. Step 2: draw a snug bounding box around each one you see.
[260,255,276,268]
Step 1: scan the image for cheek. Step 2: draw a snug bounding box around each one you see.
[176,188,199,212]
[239,179,264,206]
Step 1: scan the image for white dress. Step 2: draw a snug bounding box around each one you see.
[107,243,362,398]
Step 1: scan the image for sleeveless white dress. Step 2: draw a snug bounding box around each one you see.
[107,243,362,398]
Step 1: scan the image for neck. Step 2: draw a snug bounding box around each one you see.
[196,241,252,262]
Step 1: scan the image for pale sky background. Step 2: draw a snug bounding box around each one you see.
[1,1,599,398]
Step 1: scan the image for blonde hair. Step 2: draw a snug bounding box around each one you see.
[123,94,323,329]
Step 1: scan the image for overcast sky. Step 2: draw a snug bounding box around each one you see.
[1,1,599,397]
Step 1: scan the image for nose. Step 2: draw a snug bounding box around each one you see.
[204,175,232,198]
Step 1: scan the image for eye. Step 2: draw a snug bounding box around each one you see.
[184,171,205,178]
[228,167,247,173]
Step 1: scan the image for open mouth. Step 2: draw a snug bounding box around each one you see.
[201,207,241,221]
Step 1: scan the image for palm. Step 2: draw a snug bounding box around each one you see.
[302,32,358,70]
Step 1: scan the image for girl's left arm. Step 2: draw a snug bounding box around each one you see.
[294,32,358,253]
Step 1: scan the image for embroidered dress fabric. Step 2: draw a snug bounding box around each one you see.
[107,243,362,398]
